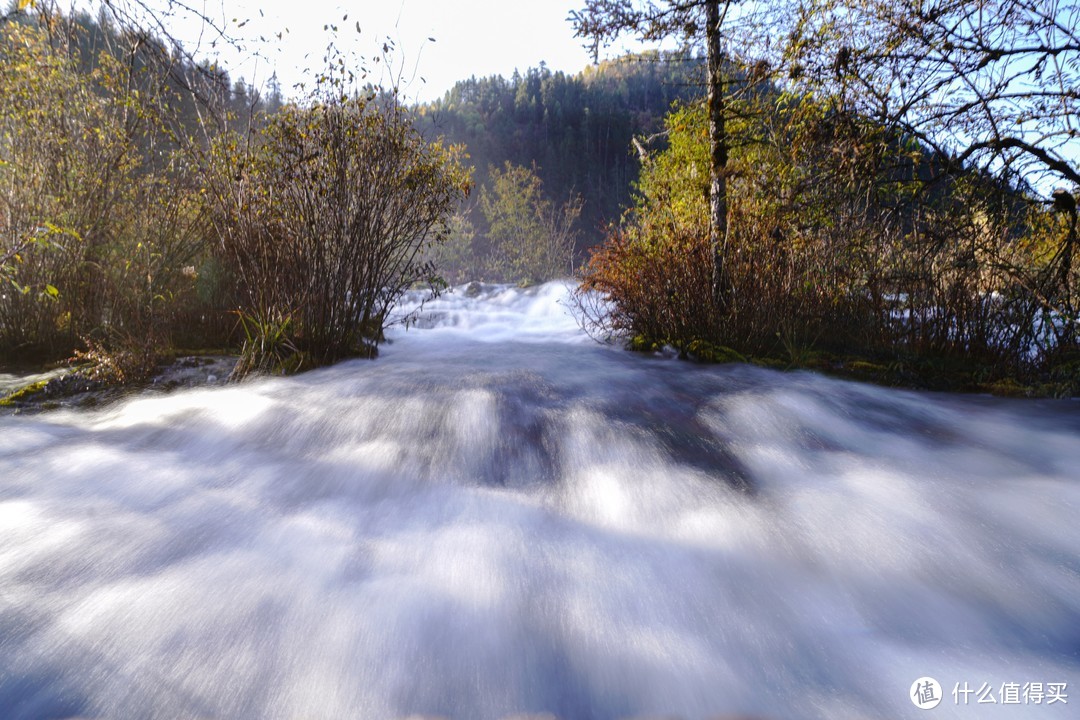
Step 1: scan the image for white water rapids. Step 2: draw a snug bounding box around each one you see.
[1,282,1078,720]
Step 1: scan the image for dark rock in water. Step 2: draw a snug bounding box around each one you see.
[0,355,237,414]
[41,373,105,398]
[176,356,214,368]
[464,281,483,298]
[153,355,236,388]
[0,371,108,413]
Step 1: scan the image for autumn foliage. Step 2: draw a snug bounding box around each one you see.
[579,96,1077,392]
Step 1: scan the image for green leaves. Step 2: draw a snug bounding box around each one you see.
[0,13,209,364]
[480,162,580,284]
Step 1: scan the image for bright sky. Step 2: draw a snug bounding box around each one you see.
[169,0,624,104]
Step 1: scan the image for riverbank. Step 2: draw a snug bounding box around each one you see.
[5,277,1078,409]
[0,354,237,414]
[738,348,1079,399]
[620,334,1080,399]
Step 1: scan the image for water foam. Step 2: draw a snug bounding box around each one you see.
[0,282,1077,719]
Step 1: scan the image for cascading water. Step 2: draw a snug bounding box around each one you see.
[1,281,1077,720]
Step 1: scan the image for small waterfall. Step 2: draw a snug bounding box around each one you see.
[1,282,1077,719]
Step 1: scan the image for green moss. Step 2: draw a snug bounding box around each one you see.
[751,356,787,369]
[1039,354,1080,397]
[0,379,51,407]
[849,360,887,374]
[628,335,663,353]
[983,378,1030,398]
[623,332,1079,397]
[685,340,746,364]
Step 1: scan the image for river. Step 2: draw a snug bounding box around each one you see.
[1,282,1077,719]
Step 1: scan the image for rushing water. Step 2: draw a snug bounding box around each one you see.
[1,282,1078,720]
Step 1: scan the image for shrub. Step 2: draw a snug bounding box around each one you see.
[578,92,1069,386]
[480,162,581,284]
[0,12,210,367]
[203,92,470,376]
[579,106,717,349]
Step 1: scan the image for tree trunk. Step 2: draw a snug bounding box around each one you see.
[706,0,727,307]
[1061,207,1076,346]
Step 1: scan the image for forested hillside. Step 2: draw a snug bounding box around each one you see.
[415,53,703,279]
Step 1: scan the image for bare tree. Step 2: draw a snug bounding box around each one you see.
[787,0,1080,334]
[789,0,1080,191]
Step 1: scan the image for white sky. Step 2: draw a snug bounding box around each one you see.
[160,0,634,103]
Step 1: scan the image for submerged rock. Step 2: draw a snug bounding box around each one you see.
[151,355,237,389]
[0,372,108,412]
[41,373,106,397]
[0,354,237,414]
